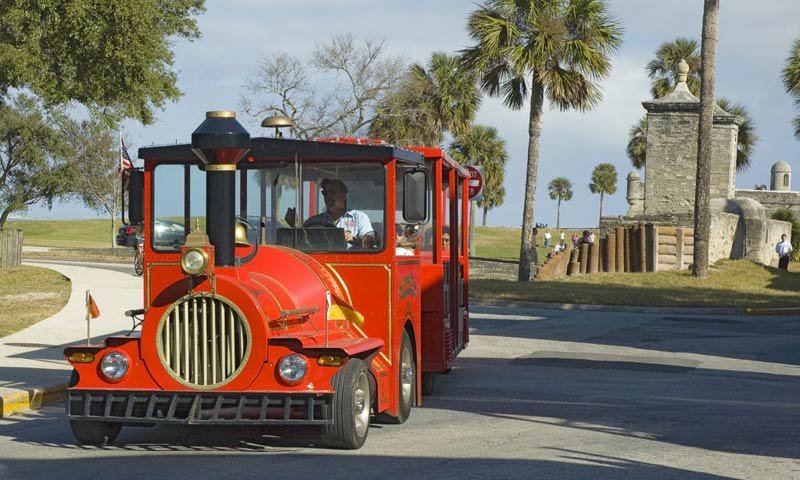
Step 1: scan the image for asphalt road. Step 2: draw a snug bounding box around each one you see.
[1,306,799,480]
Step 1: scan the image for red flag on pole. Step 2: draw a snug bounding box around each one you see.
[86,293,101,319]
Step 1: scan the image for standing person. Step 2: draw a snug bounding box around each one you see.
[775,233,793,270]
[544,230,551,248]
[559,231,566,246]
[571,232,579,248]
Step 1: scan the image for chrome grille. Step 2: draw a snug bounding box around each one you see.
[157,295,250,389]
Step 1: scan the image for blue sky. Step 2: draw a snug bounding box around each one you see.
[23,0,800,228]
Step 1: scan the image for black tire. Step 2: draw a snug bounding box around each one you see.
[322,358,371,449]
[134,249,143,276]
[69,420,122,445]
[421,372,436,396]
[376,330,415,424]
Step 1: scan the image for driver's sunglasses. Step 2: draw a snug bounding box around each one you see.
[322,189,343,197]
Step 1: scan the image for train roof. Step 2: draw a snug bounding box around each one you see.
[138,136,425,165]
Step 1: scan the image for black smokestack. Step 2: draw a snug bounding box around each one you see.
[191,111,250,267]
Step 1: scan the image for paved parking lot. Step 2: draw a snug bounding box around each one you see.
[1,305,798,479]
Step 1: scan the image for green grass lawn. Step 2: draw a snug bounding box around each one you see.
[5,219,119,248]
[471,259,800,308]
[473,226,580,261]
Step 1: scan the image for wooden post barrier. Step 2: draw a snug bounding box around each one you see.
[622,227,631,272]
[605,233,616,273]
[589,240,600,274]
[615,226,625,272]
[567,248,580,275]
[579,243,589,274]
[637,224,646,273]
[0,229,23,268]
[646,223,657,272]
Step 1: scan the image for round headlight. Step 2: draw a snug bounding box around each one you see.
[100,351,129,382]
[278,354,307,383]
[181,248,208,275]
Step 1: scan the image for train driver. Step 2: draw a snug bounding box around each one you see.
[285,178,375,248]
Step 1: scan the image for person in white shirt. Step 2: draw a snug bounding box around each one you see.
[543,230,552,247]
[559,231,566,246]
[285,178,375,249]
[775,233,793,270]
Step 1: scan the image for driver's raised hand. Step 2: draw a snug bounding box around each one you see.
[284,207,296,227]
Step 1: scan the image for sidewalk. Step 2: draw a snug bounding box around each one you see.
[0,261,141,417]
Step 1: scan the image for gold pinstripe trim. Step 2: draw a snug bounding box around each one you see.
[327,263,392,365]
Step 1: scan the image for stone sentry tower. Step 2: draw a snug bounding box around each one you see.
[770,161,791,191]
[636,59,742,224]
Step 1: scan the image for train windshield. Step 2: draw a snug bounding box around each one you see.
[243,161,386,252]
[151,161,386,253]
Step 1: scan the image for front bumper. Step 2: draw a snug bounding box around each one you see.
[67,390,332,425]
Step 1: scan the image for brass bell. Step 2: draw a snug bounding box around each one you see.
[234,222,251,247]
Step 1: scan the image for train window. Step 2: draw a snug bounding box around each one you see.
[152,164,190,252]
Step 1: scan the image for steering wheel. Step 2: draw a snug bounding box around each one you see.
[303,216,338,228]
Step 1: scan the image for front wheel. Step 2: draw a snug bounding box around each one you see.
[69,420,122,445]
[322,358,371,449]
[133,248,143,276]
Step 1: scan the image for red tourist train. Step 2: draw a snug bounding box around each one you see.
[64,112,474,449]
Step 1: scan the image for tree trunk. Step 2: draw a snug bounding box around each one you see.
[0,208,11,230]
[694,0,719,278]
[556,197,561,229]
[482,204,488,227]
[518,80,545,281]
[599,192,604,227]
[468,199,476,257]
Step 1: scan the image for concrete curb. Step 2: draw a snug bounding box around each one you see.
[743,307,800,316]
[473,299,747,316]
[1,382,68,418]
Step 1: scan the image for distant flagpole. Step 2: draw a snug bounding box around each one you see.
[118,131,133,175]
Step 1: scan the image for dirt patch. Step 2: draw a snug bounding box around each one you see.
[1,292,61,302]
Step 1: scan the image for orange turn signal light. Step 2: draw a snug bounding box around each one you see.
[317,355,343,366]
[69,352,95,363]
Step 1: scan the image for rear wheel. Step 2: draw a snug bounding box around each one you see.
[69,420,122,445]
[322,358,371,449]
[377,330,415,424]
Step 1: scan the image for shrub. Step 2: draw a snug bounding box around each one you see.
[770,207,800,260]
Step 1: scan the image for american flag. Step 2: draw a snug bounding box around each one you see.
[118,136,133,174]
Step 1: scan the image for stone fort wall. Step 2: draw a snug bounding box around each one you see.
[735,189,800,218]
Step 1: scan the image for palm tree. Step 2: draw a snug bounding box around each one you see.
[370,52,480,145]
[449,125,509,252]
[547,177,573,229]
[646,38,702,98]
[694,0,720,278]
[627,38,757,172]
[461,0,622,281]
[589,164,617,226]
[782,37,800,139]
[626,117,647,170]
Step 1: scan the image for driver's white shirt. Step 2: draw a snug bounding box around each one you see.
[305,209,374,240]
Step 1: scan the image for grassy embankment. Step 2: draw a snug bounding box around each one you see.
[0,266,71,337]
[5,220,800,312]
[5,219,132,263]
[471,226,800,308]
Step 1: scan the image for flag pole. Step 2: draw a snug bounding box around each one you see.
[85,290,91,345]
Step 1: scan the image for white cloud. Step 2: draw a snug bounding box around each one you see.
[28,0,800,229]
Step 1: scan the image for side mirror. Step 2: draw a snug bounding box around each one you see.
[124,170,144,224]
[403,169,428,223]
